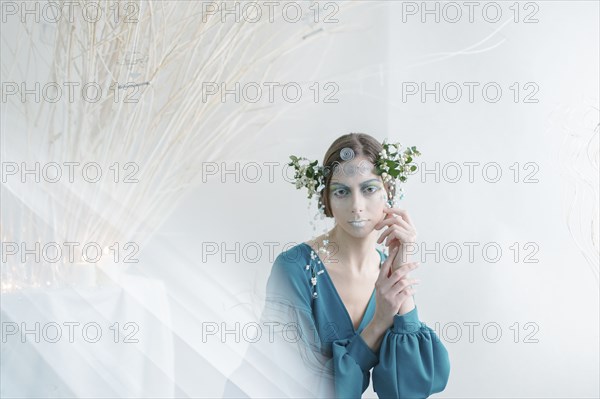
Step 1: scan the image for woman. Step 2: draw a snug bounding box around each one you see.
[223,133,450,398]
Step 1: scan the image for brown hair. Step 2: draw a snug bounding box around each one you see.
[318,133,395,217]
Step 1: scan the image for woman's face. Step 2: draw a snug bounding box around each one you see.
[328,156,389,238]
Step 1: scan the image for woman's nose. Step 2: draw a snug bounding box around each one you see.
[351,192,364,213]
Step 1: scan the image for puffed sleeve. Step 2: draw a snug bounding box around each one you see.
[372,306,451,399]
[222,250,381,399]
[331,332,379,398]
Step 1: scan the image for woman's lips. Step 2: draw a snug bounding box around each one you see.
[348,220,368,227]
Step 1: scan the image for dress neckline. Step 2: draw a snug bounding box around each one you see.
[301,242,385,334]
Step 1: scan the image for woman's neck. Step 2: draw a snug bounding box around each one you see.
[326,224,380,276]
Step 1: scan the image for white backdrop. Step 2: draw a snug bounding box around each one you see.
[1,1,598,398]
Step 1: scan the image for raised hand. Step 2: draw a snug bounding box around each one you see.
[371,247,420,331]
[375,207,418,272]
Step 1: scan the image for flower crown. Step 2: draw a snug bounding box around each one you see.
[287,139,421,206]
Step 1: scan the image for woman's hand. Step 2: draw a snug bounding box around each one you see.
[375,207,418,272]
[370,246,420,332]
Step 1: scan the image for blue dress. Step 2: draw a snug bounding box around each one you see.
[223,242,450,399]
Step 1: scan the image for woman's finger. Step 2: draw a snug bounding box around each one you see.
[396,286,418,300]
[382,263,419,290]
[378,211,411,227]
[394,217,413,231]
[397,209,415,229]
[392,278,421,294]
[388,265,419,284]
[384,226,412,246]
[382,207,405,217]
[375,217,412,234]
[378,220,411,244]
[383,207,416,229]
[377,225,394,244]
[374,215,396,230]
[374,212,396,230]
[382,207,409,218]
[377,246,398,282]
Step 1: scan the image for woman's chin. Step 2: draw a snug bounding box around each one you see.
[342,225,375,238]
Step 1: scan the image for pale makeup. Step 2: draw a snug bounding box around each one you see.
[328,158,388,237]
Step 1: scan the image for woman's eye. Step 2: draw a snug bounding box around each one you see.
[333,186,379,197]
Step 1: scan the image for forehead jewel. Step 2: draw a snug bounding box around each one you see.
[339,147,355,161]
